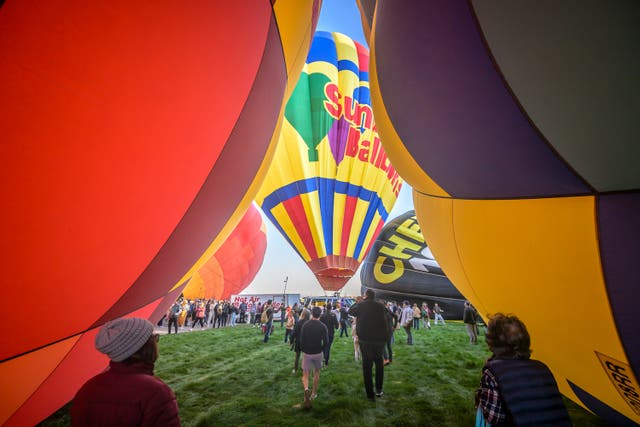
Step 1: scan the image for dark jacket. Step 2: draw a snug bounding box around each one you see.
[292,318,308,352]
[71,361,180,427]
[319,310,339,338]
[339,307,349,324]
[486,358,571,426]
[299,319,329,355]
[463,306,476,324]
[348,298,391,344]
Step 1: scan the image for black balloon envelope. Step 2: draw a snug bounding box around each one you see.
[360,210,466,319]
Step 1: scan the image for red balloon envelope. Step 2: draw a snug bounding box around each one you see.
[0,1,320,425]
[183,204,267,300]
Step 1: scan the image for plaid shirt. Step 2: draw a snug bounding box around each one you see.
[476,367,507,424]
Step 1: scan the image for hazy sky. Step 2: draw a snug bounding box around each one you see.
[243,0,415,297]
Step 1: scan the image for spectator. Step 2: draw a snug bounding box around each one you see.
[284,308,295,344]
[71,318,180,426]
[167,301,182,335]
[319,303,339,366]
[291,308,311,373]
[399,301,414,345]
[463,301,478,344]
[339,304,350,338]
[382,301,397,365]
[190,302,206,330]
[299,306,329,409]
[261,300,274,343]
[475,313,571,426]
[421,302,432,330]
[348,289,392,401]
[412,303,421,330]
[433,303,446,325]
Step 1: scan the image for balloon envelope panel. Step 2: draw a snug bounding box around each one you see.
[360,210,465,318]
[365,1,640,424]
[256,31,402,292]
[182,204,267,300]
[0,1,319,424]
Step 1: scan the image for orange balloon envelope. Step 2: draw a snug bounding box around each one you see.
[183,204,267,300]
[0,1,320,425]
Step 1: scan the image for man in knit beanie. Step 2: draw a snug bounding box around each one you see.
[95,317,155,362]
[71,317,180,426]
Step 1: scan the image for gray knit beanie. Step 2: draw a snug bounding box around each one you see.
[95,317,154,362]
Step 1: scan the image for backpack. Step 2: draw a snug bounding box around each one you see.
[170,304,181,317]
[260,306,269,323]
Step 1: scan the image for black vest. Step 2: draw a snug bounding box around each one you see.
[486,358,572,426]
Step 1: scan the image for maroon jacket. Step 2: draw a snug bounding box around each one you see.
[71,361,180,426]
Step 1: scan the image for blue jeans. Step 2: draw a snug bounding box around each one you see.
[263,321,273,342]
[323,335,335,364]
[404,324,413,345]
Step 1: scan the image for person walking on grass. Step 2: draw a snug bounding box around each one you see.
[299,306,329,409]
[319,302,339,366]
[421,302,432,330]
[284,308,295,344]
[463,301,478,344]
[412,303,421,330]
[261,300,274,343]
[382,300,396,365]
[167,301,182,334]
[339,304,350,337]
[400,300,414,345]
[291,308,311,373]
[348,289,392,401]
[434,303,446,325]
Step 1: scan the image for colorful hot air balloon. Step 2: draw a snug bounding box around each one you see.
[361,1,640,425]
[183,204,267,300]
[360,210,465,319]
[0,1,320,425]
[256,31,402,292]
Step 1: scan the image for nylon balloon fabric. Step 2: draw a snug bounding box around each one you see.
[360,210,465,319]
[0,1,320,425]
[362,1,640,424]
[182,204,267,300]
[256,31,402,292]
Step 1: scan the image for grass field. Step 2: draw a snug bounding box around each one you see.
[41,321,607,426]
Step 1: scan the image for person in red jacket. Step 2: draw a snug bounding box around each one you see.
[71,317,180,426]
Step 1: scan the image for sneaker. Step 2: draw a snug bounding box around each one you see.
[304,389,312,409]
[311,393,317,400]
[376,391,384,398]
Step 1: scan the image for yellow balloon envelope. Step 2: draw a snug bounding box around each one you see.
[363,1,640,424]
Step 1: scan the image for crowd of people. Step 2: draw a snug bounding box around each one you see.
[159,297,287,334]
[70,293,571,426]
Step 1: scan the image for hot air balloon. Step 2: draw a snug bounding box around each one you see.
[361,1,640,425]
[183,204,267,300]
[360,210,465,319]
[256,30,402,292]
[0,1,320,425]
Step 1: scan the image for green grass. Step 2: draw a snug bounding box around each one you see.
[41,322,606,426]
